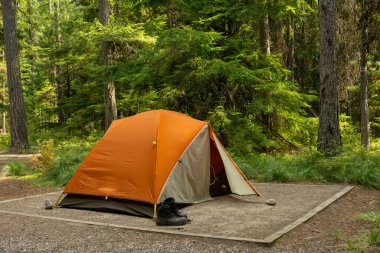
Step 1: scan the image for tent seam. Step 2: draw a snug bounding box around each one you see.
[153,110,161,203]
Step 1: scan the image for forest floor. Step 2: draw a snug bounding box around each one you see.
[0,178,379,253]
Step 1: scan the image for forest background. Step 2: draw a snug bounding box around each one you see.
[0,0,379,190]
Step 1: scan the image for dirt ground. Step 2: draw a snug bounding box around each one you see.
[0,178,379,253]
[0,178,57,201]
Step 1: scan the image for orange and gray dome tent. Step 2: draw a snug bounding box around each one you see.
[57,110,260,217]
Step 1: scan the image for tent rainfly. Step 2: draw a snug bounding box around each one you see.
[57,110,260,217]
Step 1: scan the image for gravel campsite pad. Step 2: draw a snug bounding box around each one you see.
[0,183,353,243]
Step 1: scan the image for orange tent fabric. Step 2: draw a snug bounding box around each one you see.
[63,110,259,205]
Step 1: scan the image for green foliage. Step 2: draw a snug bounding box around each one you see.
[0,134,10,152]
[2,161,29,177]
[1,0,379,192]
[346,211,380,251]
[340,114,360,145]
[368,228,380,246]
[235,147,380,189]
[356,212,380,225]
[38,139,55,172]
[36,135,98,187]
[207,106,277,155]
[120,24,312,153]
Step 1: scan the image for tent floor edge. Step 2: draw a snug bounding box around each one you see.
[59,193,155,218]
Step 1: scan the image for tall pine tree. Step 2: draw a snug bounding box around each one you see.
[1,0,29,151]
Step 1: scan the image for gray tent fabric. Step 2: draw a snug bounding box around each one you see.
[59,194,154,217]
[158,125,212,203]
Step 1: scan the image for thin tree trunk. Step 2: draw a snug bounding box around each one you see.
[1,0,29,151]
[258,8,272,131]
[1,50,5,134]
[298,20,307,90]
[359,0,370,150]
[55,0,67,123]
[272,18,286,56]
[259,14,271,55]
[114,0,119,17]
[27,0,35,62]
[287,14,295,82]
[49,0,53,14]
[317,0,342,154]
[99,0,117,130]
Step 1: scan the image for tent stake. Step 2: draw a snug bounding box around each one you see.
[53,192,64,208]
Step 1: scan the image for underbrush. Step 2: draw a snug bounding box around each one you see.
[235,147,380,190]
[34,135,98,187]
[0,134,10,152]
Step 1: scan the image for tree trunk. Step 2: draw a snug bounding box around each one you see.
[1,0,29,151]
[287,14,295,82]
[1,50,6,134]
[359,0,370,150]
[49,0,53,14]
[27,0,35,62]
[99,0,117,130]
[54,0,67,123]
[272,18,286,56]
[317,0,342,154]
[259,14,271,55]
[0,79,5,134]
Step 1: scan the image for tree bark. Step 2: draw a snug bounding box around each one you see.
[359,0,370,150]
[287,14,295,82]
[272,18,286,56]
[317,0,342,154]
[49,0,53,14]
[99,0,117,130]
[1,0,29,151]
[27,0,35,62]
[1,50,5,134]
[54,0,67,123]
[259,14,271,55]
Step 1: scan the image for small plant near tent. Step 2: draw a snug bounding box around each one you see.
[38,140,55,172]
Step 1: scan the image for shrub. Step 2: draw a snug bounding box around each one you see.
[38,139,55,172]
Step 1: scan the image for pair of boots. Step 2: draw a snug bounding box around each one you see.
[156,198,188,226]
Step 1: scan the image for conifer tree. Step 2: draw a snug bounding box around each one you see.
[1,0,29,151]
[317,0,342,154]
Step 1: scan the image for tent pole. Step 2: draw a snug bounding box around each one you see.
[53,192,64,208]
[153,203,157,220]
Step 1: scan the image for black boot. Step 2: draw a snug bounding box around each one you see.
[163,197,188,218]
[156,203,187,226]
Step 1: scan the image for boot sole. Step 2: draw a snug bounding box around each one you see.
[156,219,187,226]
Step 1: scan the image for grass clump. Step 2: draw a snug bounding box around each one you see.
[2,161,29,177]
[235,148,380,190]
[358,212,380,248]
[346,211,380,251]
